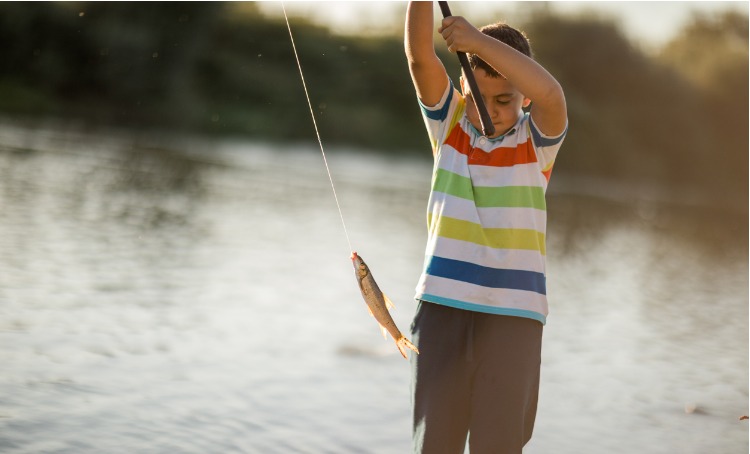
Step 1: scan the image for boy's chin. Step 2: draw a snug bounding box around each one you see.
[468,119,507,139]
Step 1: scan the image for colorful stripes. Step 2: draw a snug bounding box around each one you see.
[419,293,548,324]
[428,215,546,255]
[541,162,554,183]
[415,82,566,325]
[425,256,546,295]
[424,236,547,273]
[433,168,546,210]
[428,193,548,231]
[444,124,537,167]
[422,87,454,122]
[529,114,567,148]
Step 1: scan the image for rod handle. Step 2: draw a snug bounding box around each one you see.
[437,1,495,137]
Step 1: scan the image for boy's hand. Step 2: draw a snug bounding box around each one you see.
[439,16,487,55]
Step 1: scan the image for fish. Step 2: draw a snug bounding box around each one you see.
[351,251,419,359]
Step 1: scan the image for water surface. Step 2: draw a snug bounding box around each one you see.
[0,122,746,453]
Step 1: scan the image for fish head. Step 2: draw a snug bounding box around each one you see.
[350,251,369,280]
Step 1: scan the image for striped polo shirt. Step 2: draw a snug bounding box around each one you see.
[414,82,566,324]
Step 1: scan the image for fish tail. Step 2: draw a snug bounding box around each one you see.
[396,336,419,359]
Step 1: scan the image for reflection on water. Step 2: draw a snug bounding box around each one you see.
[0,122,746,454]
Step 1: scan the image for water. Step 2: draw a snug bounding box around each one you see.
[0,122,747,453]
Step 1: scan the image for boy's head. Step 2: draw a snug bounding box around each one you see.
[469,22,532,78]
[459,22,533,138]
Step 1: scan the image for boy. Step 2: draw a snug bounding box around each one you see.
[404,2,567,453]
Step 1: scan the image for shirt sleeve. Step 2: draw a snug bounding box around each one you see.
[528,114,568,181]
[418,80,463,157]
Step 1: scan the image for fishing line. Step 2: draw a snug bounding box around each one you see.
[282,4,354,255]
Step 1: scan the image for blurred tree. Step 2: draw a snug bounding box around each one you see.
[0,3,746,212]
[659,11,748,208]
[660,11,748,103]
[524,10,747,211]
[0,2,224,126]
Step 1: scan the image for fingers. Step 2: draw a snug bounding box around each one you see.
[438,16,473,54]
[437,16,455,38]
[444,35,456,53]
[437,15,455,33]
[439,18,456,52]
[439,15,463,34]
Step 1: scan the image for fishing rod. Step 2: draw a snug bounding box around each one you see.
[437,1,495,137]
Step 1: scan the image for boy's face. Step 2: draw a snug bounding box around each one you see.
[461,68,531,138]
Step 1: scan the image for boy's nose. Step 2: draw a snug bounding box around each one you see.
[485,99,499,119]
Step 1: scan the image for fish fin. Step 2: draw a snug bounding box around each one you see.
[396,336,420,359]
[379,324,388,339]
[384,294,395,310]
[366,306,374,317]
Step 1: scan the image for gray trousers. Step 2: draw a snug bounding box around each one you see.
[410,301,543,454]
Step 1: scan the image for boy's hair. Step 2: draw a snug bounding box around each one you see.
[469,22,532,78]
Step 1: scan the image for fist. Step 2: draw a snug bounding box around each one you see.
[438,16,484,54]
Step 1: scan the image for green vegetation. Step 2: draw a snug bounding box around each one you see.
[0,3,747,211]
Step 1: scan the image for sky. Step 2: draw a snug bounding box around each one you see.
[261,1,749,49]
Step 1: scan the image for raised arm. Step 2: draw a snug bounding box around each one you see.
[439,16,567,137]
[404,1,450,107]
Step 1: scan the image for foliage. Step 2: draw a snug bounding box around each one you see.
[0,3,746,211]
[659,11,748,205]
